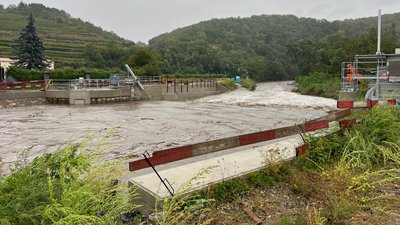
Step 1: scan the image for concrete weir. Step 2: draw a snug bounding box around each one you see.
[46,88,131,105]
[45,78,226,104]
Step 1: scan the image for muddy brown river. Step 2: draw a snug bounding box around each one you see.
[0,82,336,173]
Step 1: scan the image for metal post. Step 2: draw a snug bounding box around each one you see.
[377,9,382,55]
[143,152,175,197]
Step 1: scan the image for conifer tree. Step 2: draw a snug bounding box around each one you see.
[14,12,48,69]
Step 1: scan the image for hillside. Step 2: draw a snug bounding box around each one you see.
[0,3,133,68]
[149,13,400,81]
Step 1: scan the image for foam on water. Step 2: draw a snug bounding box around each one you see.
[195,81,336,111]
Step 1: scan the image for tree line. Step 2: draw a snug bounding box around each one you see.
[149,14,400,81]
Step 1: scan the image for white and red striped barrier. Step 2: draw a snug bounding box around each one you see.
[129,108,361,171]
[337,99,397,109]
[0,80,45,90]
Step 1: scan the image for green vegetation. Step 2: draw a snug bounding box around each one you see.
[7,66,123,80]
[14,12,48,69]
[0,3,133,68]
[218,78,237,91]
[150,14,400,81]
[295,72,340,99]
[185,106,400,224]
[0,134,137,225]
[240,79,257,91]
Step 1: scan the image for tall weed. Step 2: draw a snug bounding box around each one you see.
[0,133,138,225]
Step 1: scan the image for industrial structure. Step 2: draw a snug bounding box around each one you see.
[338,10,400,108]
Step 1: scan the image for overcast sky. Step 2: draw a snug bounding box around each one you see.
[1,0,399,43]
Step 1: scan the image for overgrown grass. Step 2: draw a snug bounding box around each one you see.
[218,78,237,91]
[0,133,138,225]
[199,106,400,224]
[295,72,340,99]
[240,79,257,91]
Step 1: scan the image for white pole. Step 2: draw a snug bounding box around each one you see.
[377,9,382,55]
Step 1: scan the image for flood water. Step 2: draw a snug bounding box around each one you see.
[0,81,336,173]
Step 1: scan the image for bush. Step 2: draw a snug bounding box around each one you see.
[295,72,340,99]
[240,79,257,91]
[7,66,124,81]
[0,137,137,225]
[218,78,237,91]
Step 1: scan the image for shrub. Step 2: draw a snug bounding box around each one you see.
[240,79,257,91]
[6,66,124,81]
[0,136,138,225]
[218,78,237,91]
[295,72,340,99]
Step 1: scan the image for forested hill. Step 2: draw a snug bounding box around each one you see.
[0,3,134,68]
[149,13,400,81]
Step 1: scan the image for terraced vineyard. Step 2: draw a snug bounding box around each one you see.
[0,3,133,68]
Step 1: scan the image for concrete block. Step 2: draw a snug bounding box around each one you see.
[129,135,303,213]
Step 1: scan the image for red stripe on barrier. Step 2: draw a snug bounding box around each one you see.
[129,158,151,171]
[304,120,329,132]
[239,130,276,146]
[337,101,354,108]
[152,146,192,158]
[367,100,378,107]
[129,146,193,171]
[339,119,357,129]
[388,99,396,105]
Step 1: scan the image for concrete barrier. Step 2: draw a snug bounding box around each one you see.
[46,88,131,105]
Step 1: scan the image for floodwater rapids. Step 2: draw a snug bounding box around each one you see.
[0,81,336,173]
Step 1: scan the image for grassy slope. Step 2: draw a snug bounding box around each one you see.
[188,106,400,225]
[0,5,132,67]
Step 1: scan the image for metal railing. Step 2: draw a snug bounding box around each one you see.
[0,80,45,90]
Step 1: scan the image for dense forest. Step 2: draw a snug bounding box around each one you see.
[149,14,400,81]
[1,3,399,81]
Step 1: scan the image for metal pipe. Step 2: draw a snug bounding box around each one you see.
[377,9,382,55]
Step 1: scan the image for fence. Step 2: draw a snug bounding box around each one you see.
[0,80,45,90]
[162,78,218,93]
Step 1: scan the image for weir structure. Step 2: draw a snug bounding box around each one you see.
[128,108,365,213]
[45,65,225,104]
